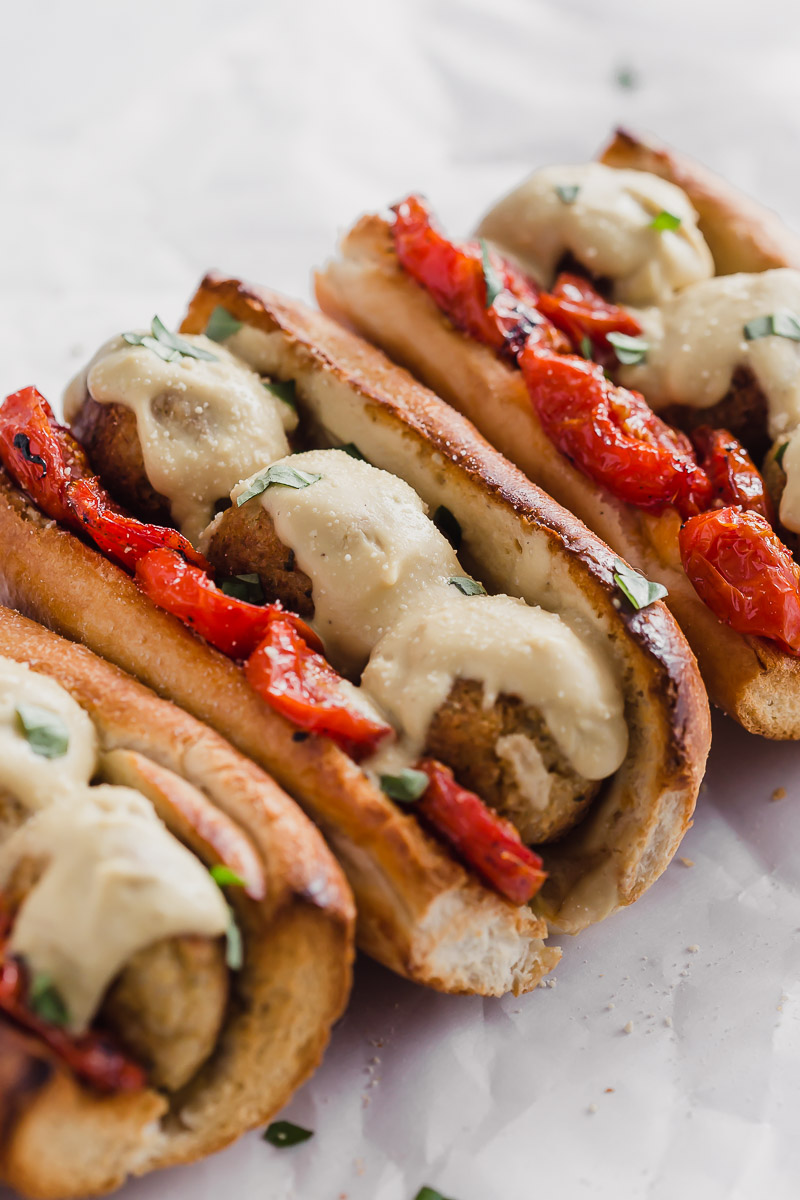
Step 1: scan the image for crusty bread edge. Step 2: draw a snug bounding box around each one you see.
[0,604,355,1198]
[182,273,709,932]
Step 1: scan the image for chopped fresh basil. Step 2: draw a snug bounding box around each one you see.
[614,65,637,90]
[123,316,218,364]
[479,238,503,309]
[210,864,247,889]
[380,768,430,804]
[415,1189,452,1200]
[12,433,47,474]
[224,908,243,970]
[433,505,462,550]
[219,573,265,605]
[607,332,648,365]
[613,560,668,610]
[15,704,69,759]
[649,210,682,232]
[580,335,593,360]
[263,1121,314,1147]
[743,311,800,343]
[205,306,243,343]
[775,440,790,470]
[29,972,70,1026]
[448,575,487,596]
[339,442,365,460]
[236,464,322,507]
[555,184,580,206]
[263,379,297,409]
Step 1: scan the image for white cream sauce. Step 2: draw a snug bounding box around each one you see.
[232,448,462,675]
[0,659,229,1033]
[478,163,713,305]
[64,332,291,544]
[361,594,627,782]
[230,450,628,782]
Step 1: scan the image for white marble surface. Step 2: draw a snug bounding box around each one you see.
[3,2,800,1197]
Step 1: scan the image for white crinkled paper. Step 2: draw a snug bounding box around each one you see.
[2,1,800,1196]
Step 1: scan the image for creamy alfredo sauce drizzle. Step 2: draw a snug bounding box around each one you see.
[0,659,228,1032]
[228,449,628,782]
[64,333,293,544]
[478,163,713,305]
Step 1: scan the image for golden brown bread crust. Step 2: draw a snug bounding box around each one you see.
[0,605,354,1198]
[315,213,800,739]
[180,273,708,928]
[599,127,800,275]
[0,477,556,996]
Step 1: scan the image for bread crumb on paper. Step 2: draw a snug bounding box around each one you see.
[623,1021,634,1034]
[687,945,699,953]
[587,1103,598,1115]
[679,857,694,868]
[664,1016,673,1027]
[604,1087,615,1094]
[771,787,787,802]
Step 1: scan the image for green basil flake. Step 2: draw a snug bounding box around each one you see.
[123,316,218,364]
[29,972,70,1026]
[775,440,790,470]
[448,575,487,596]
[649,210,682,232]
[263,379,297,409]
[607,331,649,366]
[415,1189,452,1200]
[205,306,243,343]
[339,442,365,460]
[210,864,247,888]
[219,573,265,605]
[744,311,800,343]
[555,184,580,206]
[224,907,243,970]
[15,704,69,759]
[380,768,430,804]
[613,560,668,610]
[479,238,503,309]
[614,65,637,90]
[433,505,462,550]
[236,464,322,507]
[263,1120,314,1147]
[580,335,593,360]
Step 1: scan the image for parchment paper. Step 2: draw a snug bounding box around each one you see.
[2,2,800,1196]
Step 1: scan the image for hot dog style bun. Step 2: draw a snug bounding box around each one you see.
[0,605,353,1200]
[315,139,800,738]
[47,276,709,947]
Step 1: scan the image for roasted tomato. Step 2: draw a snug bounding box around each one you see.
[414,760,547,905]
[691,426,774,523]
[679,506,800,654]
[391,194,569,359]
[518,344,712,518]
[135,547,321,659]
[0,387,205,571]
[536,272,643,364]
[0,955,146,1093]
[245,619,392,759]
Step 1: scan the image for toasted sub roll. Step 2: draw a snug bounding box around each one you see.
[0,605,353,1200]
[173,279,701,926]
[0,472,558,996]
[315,192,800,738]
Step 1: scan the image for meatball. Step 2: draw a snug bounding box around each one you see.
[425,678,599,844]
[204,501,314,617]
[69,397,173,525]
[101,933,228,1092]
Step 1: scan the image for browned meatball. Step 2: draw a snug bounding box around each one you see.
[102,933,228,1092]
[204,501,314,617]
[425,678,599,844]
[69,397,173,525]
[657,366,771,464]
